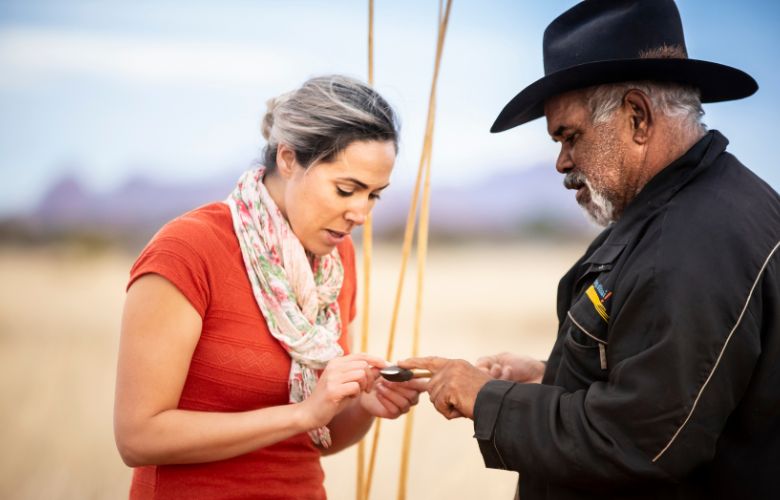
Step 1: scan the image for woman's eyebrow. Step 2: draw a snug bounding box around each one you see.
[337,177,390,190]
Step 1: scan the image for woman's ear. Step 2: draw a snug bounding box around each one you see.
[623,89,653,145]
[275,144,297,179]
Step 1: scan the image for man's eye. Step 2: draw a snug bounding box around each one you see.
[566,133,579,145]
[336,187,353,197]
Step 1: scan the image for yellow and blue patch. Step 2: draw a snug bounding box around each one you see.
[585,278,612,322]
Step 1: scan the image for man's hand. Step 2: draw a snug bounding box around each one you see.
[475,352,545,384]
[398,357,490,420]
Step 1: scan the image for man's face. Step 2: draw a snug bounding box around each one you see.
[544,90,637,226]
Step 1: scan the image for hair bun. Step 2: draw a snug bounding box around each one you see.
[261,97,277,141]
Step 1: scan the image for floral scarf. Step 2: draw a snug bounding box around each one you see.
[227,167,344,447]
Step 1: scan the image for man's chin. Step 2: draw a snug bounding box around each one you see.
[580,203,614,227]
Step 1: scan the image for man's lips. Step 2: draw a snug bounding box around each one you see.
[563,175,588,203]
[574,186,588,203]
[563,177,584,191]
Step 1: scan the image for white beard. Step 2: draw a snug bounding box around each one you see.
[581,176,616,227]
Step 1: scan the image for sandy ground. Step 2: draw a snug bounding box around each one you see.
[0,241,586,499]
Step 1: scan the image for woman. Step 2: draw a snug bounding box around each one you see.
[114,75,423,499]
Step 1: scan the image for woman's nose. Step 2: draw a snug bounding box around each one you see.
[345,198,370,226]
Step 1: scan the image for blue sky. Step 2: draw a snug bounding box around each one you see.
[1,0,778,215]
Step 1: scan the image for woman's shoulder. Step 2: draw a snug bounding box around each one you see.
[145,202,232,253]
[128,202,235,309]
[134,202,235,274]
[159,202,232,238]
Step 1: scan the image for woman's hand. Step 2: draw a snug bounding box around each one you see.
[475,352,545,384]
[358,378,428,419]
[299,353,387,430]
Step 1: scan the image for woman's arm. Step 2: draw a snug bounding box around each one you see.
[114,274,377,467]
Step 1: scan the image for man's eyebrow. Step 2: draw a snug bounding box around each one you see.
[338,177,390,191]
[551,125,571,140]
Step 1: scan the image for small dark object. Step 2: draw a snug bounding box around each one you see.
[379,366,433,382]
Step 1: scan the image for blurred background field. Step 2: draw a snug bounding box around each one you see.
[0,240,584,499]
[1,1,777,499]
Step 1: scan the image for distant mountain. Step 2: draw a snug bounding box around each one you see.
[31,171,241,233]
[2,164,597,247]
[370,164,592,238]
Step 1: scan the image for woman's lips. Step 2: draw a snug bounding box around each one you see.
[324,229,347,245]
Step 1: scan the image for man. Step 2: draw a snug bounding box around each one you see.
[401,1,780,498]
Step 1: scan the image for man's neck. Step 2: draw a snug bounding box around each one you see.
[640,124,706,190]
[659,126,706,171]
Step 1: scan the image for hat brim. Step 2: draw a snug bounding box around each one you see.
[490,58,757,133]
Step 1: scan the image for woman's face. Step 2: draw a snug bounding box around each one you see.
[280,140,396,256]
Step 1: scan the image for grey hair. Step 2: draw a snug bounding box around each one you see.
[261,75,400,170]
[585,81,706,135]
[583,44,706,135]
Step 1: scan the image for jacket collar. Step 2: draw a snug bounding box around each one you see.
[601,129,729,246]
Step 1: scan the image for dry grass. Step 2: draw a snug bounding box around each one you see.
[0,241,585,499]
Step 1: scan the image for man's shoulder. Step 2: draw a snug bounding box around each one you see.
[665,152,779,236]
[651,153,779,277]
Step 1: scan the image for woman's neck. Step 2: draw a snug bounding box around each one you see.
[262,168,288,219]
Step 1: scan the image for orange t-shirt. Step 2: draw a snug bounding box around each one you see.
[126,202,356,500]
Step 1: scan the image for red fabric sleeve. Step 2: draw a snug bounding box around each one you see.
[128,220,213,319]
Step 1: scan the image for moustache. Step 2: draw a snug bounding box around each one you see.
[563,171,587,190]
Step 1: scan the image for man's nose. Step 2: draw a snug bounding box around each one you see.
[556,147,574,174]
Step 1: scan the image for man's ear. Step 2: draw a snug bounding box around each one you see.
[275,144,297,179]
[623,89,653,145]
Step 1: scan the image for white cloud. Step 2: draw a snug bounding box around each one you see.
[0,27,300,88]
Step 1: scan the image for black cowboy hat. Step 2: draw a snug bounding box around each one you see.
[490,0,758,133]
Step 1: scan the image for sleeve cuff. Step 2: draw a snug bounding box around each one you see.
[473,379,515,469]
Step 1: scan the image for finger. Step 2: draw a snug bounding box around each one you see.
[337,369,369,391]
[501,365,512,380]
[363,366,380,392]
[384,382,424,400]
[496,352,515,363]
[376,382,414,409]
[431,394,453,418]
[398,356,448,372]
[323,359,369,376]
[349,352,390,368]
[475,356,494,370]
[380,382,421,402]
[334,359,371,371]
[428,380,444,408]
[333,381,363,400]
[400,378,430,393]
[376,394,403,418]
[489,364,502,378]
[446,407,463,420]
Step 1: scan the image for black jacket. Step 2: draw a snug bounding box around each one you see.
[473,131,780,499]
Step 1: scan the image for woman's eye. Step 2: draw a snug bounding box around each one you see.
[369,192,382,201]
[336,187,353,197]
